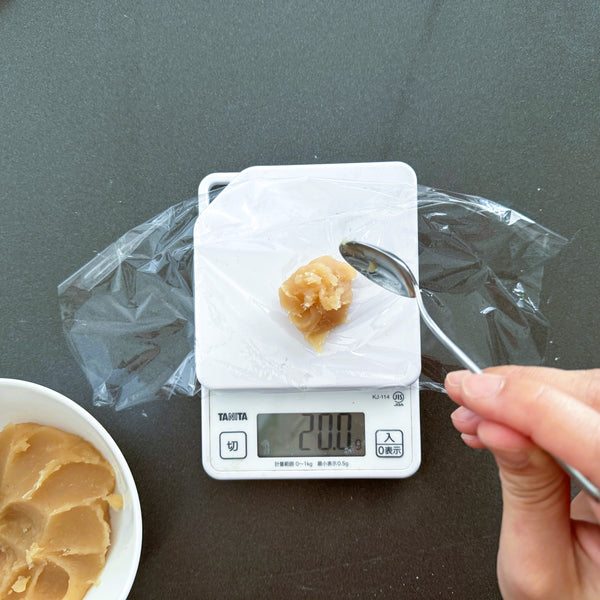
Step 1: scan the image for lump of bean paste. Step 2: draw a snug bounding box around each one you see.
[0,422,120,600]
[279,255,357,353]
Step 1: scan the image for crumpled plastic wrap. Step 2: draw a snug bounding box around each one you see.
[58,184,567,409]
[59,199,199,409]
[416,187,566,390]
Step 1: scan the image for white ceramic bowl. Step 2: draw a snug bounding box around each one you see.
[0,378,143,600]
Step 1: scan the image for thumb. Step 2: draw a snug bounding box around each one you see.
[477,421,576,595]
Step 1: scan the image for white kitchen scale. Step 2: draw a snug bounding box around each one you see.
[194,162,422,479]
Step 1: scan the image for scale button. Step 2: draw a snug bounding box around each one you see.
[375,429,404,458]
[219,431,247,459]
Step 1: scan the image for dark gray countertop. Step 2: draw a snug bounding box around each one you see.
[2,2,599,598]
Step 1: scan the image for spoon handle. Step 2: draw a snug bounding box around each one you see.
[413,287,482,374]
[415,285,600,502]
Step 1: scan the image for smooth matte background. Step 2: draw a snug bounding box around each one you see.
[2,2,599,598]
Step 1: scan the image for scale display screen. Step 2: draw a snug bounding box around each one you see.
[257,412,366,457]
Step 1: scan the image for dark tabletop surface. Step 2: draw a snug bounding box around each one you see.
[2,2,599,599]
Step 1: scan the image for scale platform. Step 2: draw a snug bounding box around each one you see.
[194,162,421,479]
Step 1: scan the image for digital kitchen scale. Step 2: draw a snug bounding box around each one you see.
[194,162,422,479]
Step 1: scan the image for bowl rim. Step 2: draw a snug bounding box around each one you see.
[0,378,143,600]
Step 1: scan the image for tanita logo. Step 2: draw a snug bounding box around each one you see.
[218,412,248,422]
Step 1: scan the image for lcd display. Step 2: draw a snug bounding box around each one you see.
[257,412,365,457]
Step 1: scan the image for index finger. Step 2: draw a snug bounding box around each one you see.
[483,366,600,411]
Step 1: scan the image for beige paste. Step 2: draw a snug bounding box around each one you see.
[279,255,357,353]
[0,423,120,600]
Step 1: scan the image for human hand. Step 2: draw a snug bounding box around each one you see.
[445,366,600,600]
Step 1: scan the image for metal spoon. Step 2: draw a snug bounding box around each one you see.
[339,239,600,501]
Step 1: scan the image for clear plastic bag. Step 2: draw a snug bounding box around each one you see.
[58,184,567,409]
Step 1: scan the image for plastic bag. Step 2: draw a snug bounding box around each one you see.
[58,184,566,409]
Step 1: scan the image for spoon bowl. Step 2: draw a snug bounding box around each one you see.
[339,240,480,373]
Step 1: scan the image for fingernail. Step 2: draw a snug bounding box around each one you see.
[460,433,484,450]
[463,373,505,398]
[451,406,478,424]
[445,370,469,389]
